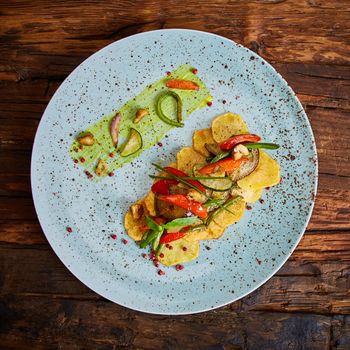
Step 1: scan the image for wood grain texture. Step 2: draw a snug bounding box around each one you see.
[0,0,349,348]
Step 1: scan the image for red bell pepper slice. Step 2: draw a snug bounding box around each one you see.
[164,166,206,193]
[151,179,178,195]
[219,134,261,151]
[198,157,248,174]
[160,231,187,244]
[160,226,192,244]
[158,194,208,219]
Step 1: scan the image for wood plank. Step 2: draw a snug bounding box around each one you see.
[1,0,349,84]
[0,244,349,315]
[0,221,46,245]
[309,174,350,230]
[0,294,333,349]
[292,231,350,261]
[332,315,350,350]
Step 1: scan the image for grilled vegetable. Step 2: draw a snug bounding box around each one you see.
[166,79,199,90]
[245,142,280,150]
[110,112,121,147]
[156,91,184,127]
[77,133,95,146]
[198,157,248,174]
[220,134,261,151]
[157,194,208,219]
[205,143,221,155]
[193,166,232,192]
[230,149,259,182]
[120,128,142,157]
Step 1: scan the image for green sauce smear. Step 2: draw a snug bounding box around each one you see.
[69,64,212,175]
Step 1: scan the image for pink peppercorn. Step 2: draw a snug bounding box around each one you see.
[111,234,117,240]
[109,153,114,158]
[122,239,128,244]
[142,253,147,259]
[176,265,184,271]
[158,269,165,276]
[246,205,252,211]
[158,142,163,147]
[159,253,164,258]
[207,101,213,107]
[74,159,78,164]
[168,245,173,250]
[66,227,72,233]
[80,157,85,163]
[108,172,114,177]
[154,261,159,268]
[192,68,198,74]
[182,247,187,252]
[166,71,171,76]
[79,145,83,150]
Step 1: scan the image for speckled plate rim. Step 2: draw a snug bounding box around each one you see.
[31,29,318,315]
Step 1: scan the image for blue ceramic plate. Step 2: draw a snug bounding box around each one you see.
[31,29,317,315]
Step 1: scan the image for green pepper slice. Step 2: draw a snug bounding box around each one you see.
[156,91,184,127]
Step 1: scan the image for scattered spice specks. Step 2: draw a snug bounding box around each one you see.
[176,265,184,271]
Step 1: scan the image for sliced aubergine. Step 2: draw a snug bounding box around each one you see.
[192,166,232,192]
[230,149,259,182]
[120,128,142,157]
[204,143,221,156]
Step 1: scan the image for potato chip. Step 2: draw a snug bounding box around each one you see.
[231,187,263,203]
[143,191,156,216]
[192,128,216,157]
[237,150,280,190]
[159,238,199,266]
[176,147,206,174]
[212,112,249,143]
[124,200,147,241]
[212,198,246,228]
[184,220,226,242]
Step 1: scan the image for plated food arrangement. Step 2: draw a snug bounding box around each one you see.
[125,112,280,271]
[32,29,317,314]
[71,64,281,273]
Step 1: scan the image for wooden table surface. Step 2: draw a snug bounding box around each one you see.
[1,1,350,349]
